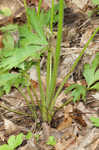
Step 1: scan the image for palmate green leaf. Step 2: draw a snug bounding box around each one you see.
[13,133,24,148]
[0,134,24,150]
[90,117,99,127]
[19,25,47,47]
[27,8,46,42]
[83,54,99,87]
[37,3,60,27]
[0,46,45,71]
[65,84,87,102]
[8,133,24,149]
[38,10,51,27]
[0,73,20,86]
[0,73,24,95]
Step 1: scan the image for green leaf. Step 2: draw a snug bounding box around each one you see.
[8,133,24,149]
[0,24,18,32]
[2,33,14,50]
[90,117,99,127]
[8,135,16,149]
[89,82,99,90]
[0,144,12,150]
[0,10,4,15]
[0,134,24,150]
[27,8,46,41]
[25,132,32,140]
[87,10,94,17]
[0,87,4,97]
[19,27,47,47]
[0,7,12,17]
[0,46,45,71]
[83,54,99,87]
[0,73,20,86]
[94,69,99,81]
[34,134,40,142]
[92,0,99,5]
[38,10,51,27]
[83,64,95,87]
[0,73,25,95]
[14,133,24,148]
[46,136,56,146]
[65,84,87,102]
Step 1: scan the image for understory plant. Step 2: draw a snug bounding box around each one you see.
[0,132,32,150]
[0,0,99,124]
[65,53,99,102]
[88,0,99,17]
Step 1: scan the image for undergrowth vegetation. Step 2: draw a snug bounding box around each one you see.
[0,0,99,126]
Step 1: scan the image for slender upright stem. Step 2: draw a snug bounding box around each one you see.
[17,87,34,119]
[23,0,32,31]
[27,86,37,119]
[36,62,47,121]
[24,73,40,108]
[47,0,64,112]
[37,0,42,16]
[46,49,52,107]
[50,0,54,32]
[46,0,54,108]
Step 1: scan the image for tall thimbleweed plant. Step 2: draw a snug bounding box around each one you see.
[0,0,99,124]
[34,0,64,122]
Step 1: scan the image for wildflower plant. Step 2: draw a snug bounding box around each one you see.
[0,0,99,124]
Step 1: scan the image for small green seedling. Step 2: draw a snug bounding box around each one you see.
[90,117,99,127]
[65,53,99,102]
[0,132,33,150]
[65,84,87,102]
[25,131,32,140]
[0,133,24,150]
[46,136,56,146]
[34,134,40,142]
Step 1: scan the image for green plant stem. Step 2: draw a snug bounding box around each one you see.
[0,103,32,117]
[50,0,54,32]
[37,0,42,16]
[23,0,32,31]
[17,87,34,119]
[56,97,73,111]
[30,84,40,107]
[24,73,40,108]
[27,86,37,120]
[46,0,54,107]
[48,26,99,122]
[36,62,47,121]
[46,50,52,107]
[47,0,64,116]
